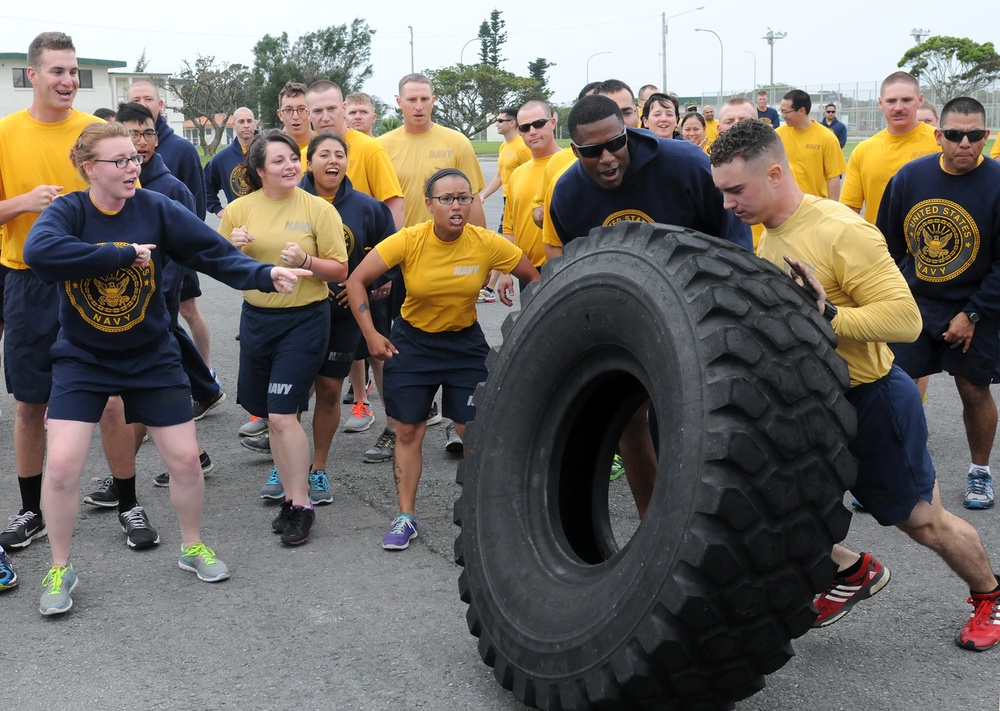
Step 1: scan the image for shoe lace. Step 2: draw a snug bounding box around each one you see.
[968,474,992,497]
[120,507,148,528]
[374,430,395,448]
[389,515,412,535]
[351,401,370,418]
[98,476,115,493]
[309,471,330,493]
[183,542,218,565]
[41,566,68,593]
[3,511,34,533]
[267,468,281,485]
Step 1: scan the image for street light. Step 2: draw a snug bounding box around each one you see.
[762,27,787,94]
[744,51,757,93]
[408,26,415,73]
[695,29,724,105]
[459,37,478,66]
[911,28,931,45]
[586,51,611,84]
[662,6,704,90]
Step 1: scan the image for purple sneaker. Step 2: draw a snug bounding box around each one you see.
[382,514,418,550]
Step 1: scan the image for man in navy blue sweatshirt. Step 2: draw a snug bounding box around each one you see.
[821,103,848,149]
[204,107,256,219]
[877,96,1000,512]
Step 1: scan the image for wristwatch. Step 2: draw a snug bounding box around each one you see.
[965,310,981,323]
[823,301,838,322]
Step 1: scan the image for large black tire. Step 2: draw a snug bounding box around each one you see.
[454,223,857,710]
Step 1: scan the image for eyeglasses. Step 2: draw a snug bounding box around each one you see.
[620,107,636,118]
[279,107,308,116]
[940,128,987,143]
[430,194,475,206]
[517,118,551,133]
[572,130,628,159]
[93,155,144,169]
[129,130,157,142]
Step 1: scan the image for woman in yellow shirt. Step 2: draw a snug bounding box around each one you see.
[346,168,539,550]
[220,131,348,546]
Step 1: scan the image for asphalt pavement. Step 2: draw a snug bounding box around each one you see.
[3,159,1000,710]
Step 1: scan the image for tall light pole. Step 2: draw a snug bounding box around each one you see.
[911,28,931,45]
[460,37,478,66]
[762,27,787,96]
[695,29,724,104]
[662,6,704,91]
[744,50,757,92]
[408,26,414,73]
[586,51,611,84]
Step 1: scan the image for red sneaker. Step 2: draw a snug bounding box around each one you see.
[812,552,891,628]
[956,589,1000,651]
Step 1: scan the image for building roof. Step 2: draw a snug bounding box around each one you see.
[0,53,127,68]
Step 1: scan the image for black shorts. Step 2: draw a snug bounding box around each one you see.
[3,269,60,403]
[0,262,10,324]
[317,313,362,380]
[890,298,1000,386]
[383,318,488,425]
[238,300,330,417]
[179,269,202,301]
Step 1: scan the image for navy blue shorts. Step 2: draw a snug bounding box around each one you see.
[383,318,488,425]
[3,269,60,403]
[891,299,1000,386]
[318,313,362,380]
[179,269,202,301]
[47,336,193,426]
[846,364,936,526]
[238,300,330,418]
[0,262,10,324]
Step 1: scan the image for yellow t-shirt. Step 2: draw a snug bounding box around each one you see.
[991,138,1000,160]
[375,221,522,332]
[537,148,579,247]
[757,195,921,387]
[775,120,847,199]
[497,135,532,197]
[219,188,347,309]
[342,128,404,203]
[377,124,486,227]
[504,155,553,267]
[0,108,102,269]
[840,122,939,224]
[704,119,720,145]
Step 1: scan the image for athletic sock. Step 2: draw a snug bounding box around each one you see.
[970,464,992,475]
[838,554,865,579]
[18,473,43,515]
[116,475,138,513]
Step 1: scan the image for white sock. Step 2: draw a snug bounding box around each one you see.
[970,464,991,475]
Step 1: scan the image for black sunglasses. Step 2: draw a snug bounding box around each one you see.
[517,118,550,133]
[940,128,987,143]
[572,130,628,159]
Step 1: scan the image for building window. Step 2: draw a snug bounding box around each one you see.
[12,68,27,88]
[78,69,93,89]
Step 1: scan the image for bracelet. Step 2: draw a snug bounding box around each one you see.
[298,254,309,268]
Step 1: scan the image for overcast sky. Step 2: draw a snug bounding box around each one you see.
[2,2,989,108]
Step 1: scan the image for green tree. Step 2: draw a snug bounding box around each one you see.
[898,36,1000,101]
[527,58,555,100]
[165,55,252,156]
[426,64,541,138]
[134,48,148,73]
[478,9,507,69]
[251,19,375,128]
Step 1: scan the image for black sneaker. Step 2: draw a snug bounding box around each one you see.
[83,476,119,508]
[362,429,396,463]
[271,500,295,534]
[280,505,315,545]
[118,505,160,549]
[240,432,271,455]
[0,510,47,549]
[154,451,215,487]
[192,389,226,421]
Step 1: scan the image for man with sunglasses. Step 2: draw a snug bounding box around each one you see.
[877,96,1000,512]
[820,103,847,149]
[841,71,939,225]
[481,107,531,226]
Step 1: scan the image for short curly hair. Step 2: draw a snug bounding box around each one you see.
[708,118,782,167]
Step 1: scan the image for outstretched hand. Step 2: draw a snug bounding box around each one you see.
[270,267,312,293]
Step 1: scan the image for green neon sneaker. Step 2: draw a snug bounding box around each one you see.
[178,542,230,582]
[610,453,626,481]
[40,565,78,615]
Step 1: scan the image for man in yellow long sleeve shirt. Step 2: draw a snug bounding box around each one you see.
[710,118,1000,652]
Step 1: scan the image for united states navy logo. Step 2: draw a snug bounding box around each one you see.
[229,165,251,198]
[603,209,654,226]
[343,224,356,257]
[904,199,979,282]
[66,242,154,333]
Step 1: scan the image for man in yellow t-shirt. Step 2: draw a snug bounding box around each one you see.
[276,81,312,161]
[840,71,940,224]
[711,117,1000,652]
[481,107,531,223]
[0,32,139,557]
[703,105,719,144]
[776,89,847,200]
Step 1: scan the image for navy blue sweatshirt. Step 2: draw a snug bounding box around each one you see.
[154,114,207,220]
[821,117,848,149]
[550,127,751,250]
[877,154,1000,320]
[24,190,274,356]
[204,137,250,216]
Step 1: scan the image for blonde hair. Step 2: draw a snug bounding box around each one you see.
[70,122,132,181]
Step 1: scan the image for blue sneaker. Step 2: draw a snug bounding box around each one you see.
[260,468,284,500]
[0,548,16,591]
[382,514,418,550]
[40,565,78,615]
[965,469,995,510]
[309,470,333,505]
